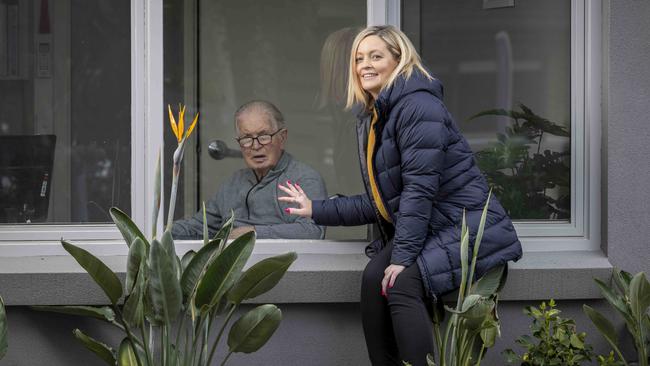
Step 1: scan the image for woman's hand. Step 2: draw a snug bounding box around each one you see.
[278,181,312,218]
[382,264,406,297]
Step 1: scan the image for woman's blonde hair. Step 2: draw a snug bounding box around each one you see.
[345,25,432,110]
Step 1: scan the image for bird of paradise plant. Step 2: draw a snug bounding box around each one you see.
[166,105,199,234]
[34,104,296,366]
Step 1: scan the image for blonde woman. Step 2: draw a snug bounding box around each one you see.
[281,26,521,365]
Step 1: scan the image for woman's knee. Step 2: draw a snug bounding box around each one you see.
[362,260,385,288]
[386,268,425,302]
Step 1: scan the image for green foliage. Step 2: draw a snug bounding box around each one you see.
[597,351,626,366]
[470,104,570,220]
[33,113,298,365]
[419,193,507,366]
[503,299,594,365]
[584,268,650,366]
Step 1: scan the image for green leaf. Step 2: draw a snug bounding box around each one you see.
[0,297,7,360]
[629,272,650,321]
[72,329,116,365]
[110,207,149,249]
[480,319,500,347]
[569,333,583,349]
[468,192,491,288]
[180,239,222,301]
[471,265,506,296]
[202,202,209,247]
[502,349,520,364]
[228,252,297,304]
[594,278,635,326]
[195,231,255,311]
[117,338,138,366]
[612,267,631,294]
[228,304,282,353]
[426,353,436,366]
[458,210,469,300]
[459,297,495,330]
[126,237,146,294]
[151,149,162,239]
[149,239,182,325]
[123,262,146,328]
[62,241,123,305]
[180,250,196,273]
[583,304,619,350]
[31,305,115,323]
[213,211,235,250]
[161,230,181,281]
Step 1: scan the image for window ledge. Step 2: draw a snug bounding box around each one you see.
[0,241,612,305]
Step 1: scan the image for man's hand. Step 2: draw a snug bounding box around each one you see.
[229,226,255,239]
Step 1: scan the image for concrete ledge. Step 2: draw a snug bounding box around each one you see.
[0,242,612,305]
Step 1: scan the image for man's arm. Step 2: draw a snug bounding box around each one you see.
[254,219,324,239]
[255,176,327,239]
[171,192,223,240]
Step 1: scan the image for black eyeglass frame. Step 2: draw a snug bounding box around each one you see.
[235,128,286,148]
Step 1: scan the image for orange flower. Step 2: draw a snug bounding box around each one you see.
[168,104,199,143]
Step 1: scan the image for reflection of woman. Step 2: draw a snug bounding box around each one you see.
[281,26,522,365]
[318,27,363,195]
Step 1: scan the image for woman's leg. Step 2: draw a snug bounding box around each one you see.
[386,261,434,366]
[360,244,400,365]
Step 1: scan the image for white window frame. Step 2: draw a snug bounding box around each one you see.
[0,0,601,256]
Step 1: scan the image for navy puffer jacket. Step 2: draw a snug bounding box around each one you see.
[312,70,522,299]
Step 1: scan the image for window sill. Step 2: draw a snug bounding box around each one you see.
[0,241,612,305]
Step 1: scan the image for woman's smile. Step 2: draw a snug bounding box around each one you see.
[355,35,399,99]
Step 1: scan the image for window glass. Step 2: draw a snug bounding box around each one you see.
[164,0,367,239]
[402,0,571,221]
[0,0,131,224]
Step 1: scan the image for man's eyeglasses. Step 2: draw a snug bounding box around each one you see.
[236,128,285,148]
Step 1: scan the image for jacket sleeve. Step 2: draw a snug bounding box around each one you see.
[312,193,378,226]
[256,176,327,239]
[391,100,449,266]
[171,189,223,240]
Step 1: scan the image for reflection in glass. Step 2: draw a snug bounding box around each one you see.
[402,0,571,220]
[164,0,367,239]
[0,0,131,224]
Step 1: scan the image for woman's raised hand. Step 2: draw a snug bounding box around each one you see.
[278,180,312,218]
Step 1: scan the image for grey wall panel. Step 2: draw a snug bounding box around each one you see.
[606,1,650,274]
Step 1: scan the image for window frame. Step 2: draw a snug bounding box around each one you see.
[0,0,601,256]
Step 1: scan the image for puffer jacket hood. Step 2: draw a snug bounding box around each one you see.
[377,69,444,112]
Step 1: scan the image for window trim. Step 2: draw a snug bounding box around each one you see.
[0,0,601,255]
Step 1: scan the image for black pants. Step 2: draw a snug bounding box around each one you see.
[361,243,434,366]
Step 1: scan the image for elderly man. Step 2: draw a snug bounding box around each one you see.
[172,100,327,240]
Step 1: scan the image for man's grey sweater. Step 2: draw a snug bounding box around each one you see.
[172,152,327,240]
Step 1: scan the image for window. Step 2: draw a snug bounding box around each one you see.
[163,0,367,240]
[0,0,131,241]
[0,0,601,254]
[400,0,600,250]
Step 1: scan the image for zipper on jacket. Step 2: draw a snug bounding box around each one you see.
[356,117,391,244]
[244,180,260,220]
